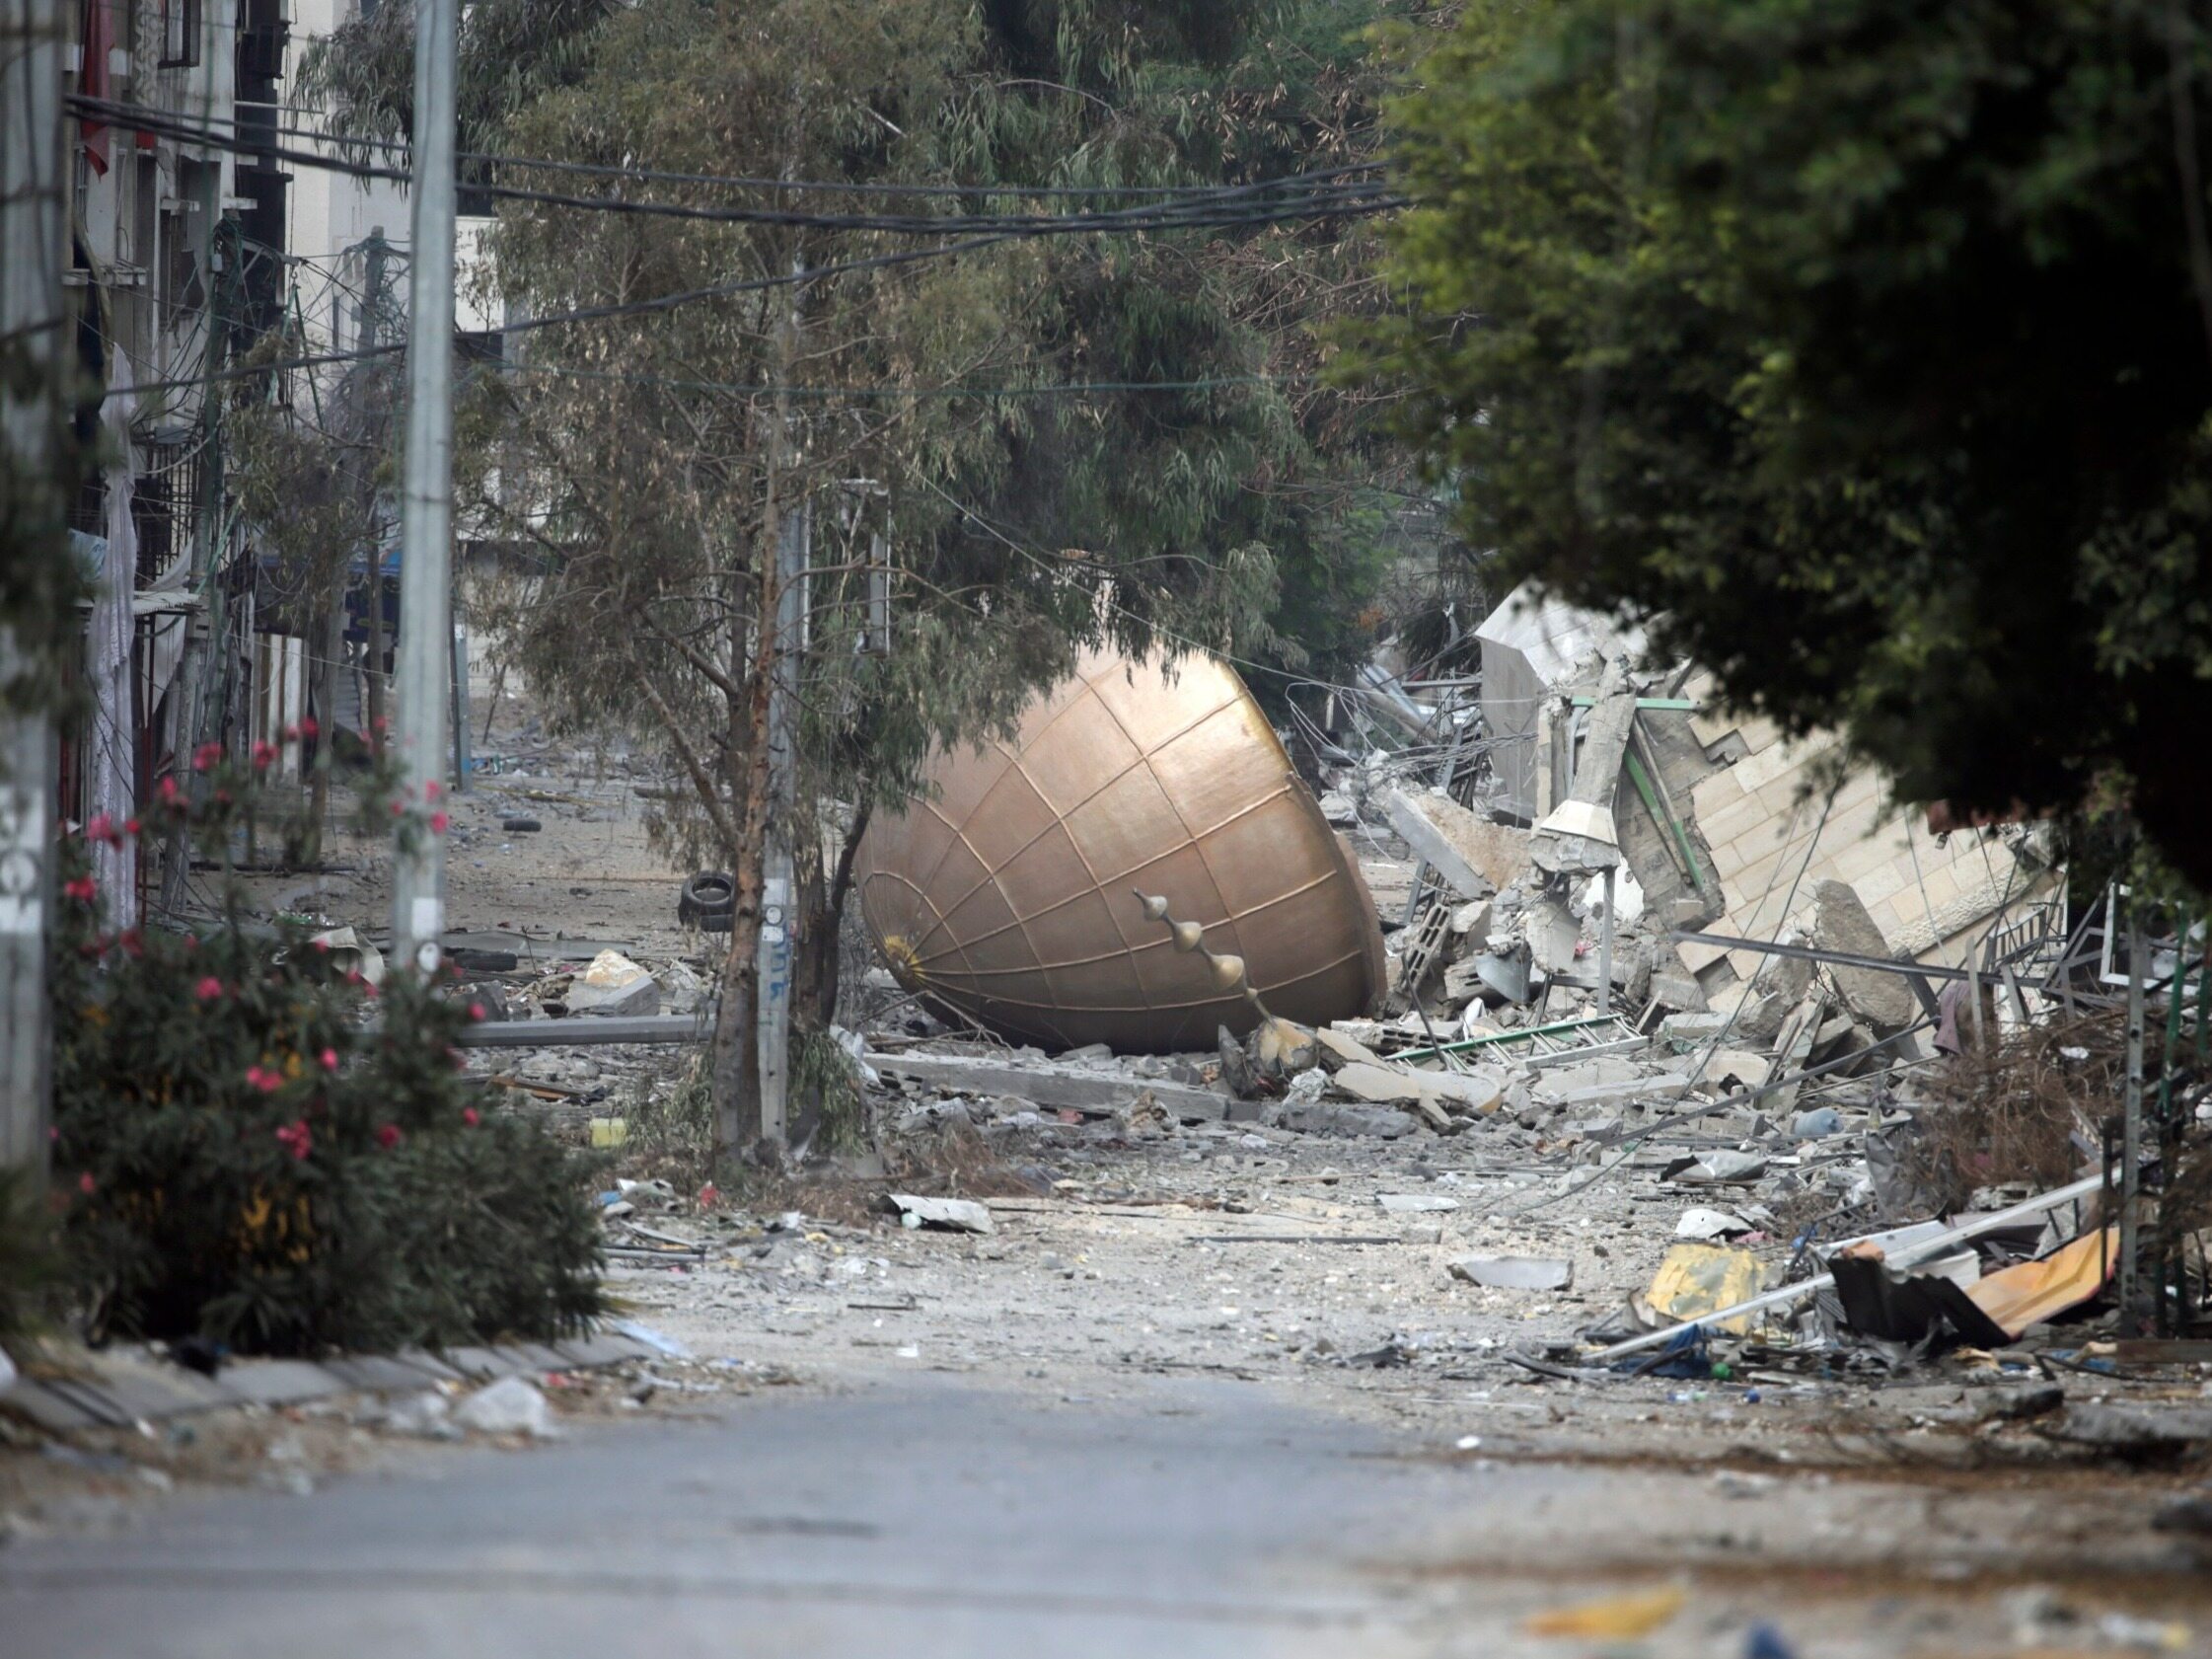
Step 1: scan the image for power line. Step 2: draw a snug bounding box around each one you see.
[913,475,1300,687]
[68,98,1401,235]
[100,229,1020,396]
[490,360,1314,400]
[193,96,1390,201]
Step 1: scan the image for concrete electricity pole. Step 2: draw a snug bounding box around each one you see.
[392,0,460,974]
[756,500,809,1144]
[0,0,69,1173]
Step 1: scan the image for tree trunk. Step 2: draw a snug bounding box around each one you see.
[302,597,339,867]
[796,800,870,1029]
[710,640,776,1166]
[364,557,387,738]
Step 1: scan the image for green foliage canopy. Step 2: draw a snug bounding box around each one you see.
[1365,0,2212,884]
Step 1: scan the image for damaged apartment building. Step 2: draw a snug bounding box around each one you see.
[53,0,500,918]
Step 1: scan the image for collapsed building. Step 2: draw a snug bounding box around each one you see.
[860,578,2061,1066]
[1380,579,2070,1052]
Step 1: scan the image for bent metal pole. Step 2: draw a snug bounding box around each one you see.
[392,0,459,973]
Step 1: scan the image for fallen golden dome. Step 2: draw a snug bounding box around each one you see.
[855,648,1387,1053]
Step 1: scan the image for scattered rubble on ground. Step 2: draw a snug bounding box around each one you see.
[58,655,2207,1642]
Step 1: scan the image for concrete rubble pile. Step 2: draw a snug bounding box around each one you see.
[847,583,2212,1406]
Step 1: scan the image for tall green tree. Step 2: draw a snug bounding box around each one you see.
[1365,0,2212,886]
[304,0,1419,1155]
[467,0,1299,1158]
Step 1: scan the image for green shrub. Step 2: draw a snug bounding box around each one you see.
[0,1164,60,1355]
[50,757,605,1355]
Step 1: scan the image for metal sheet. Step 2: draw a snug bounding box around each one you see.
[855,648,1388,1053]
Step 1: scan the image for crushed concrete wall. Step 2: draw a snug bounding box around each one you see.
[1666,674,2058,995]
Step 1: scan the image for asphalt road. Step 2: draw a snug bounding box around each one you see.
[0,1376,1470,1659]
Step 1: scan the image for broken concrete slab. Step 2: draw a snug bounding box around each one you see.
[1315,1026,1384,1071]
[1377,1193,1460,1213]
[1705,981,1787,1042]
[1330,1061,1432,1104]
[883,1194,995,1235]
[1550,1073,1693,1109]
[1449,1255,1574,1291]
[566,949,662,1018]
[1450,898,1494,937]
[1539,1054,1647,1093]
[1268,1101,1422,1138]
[1659,1012,1732,1049]
[1441,954,1494,1005]
[1530,664,1637,879]
[1761,987,1829,1114]
[1705,1048,1773,1090]
[1413,1067,1508,1114]
[2045,1403,2212,1453]
[1383,789,1533,898]
[868,1052,1229,1122]
[1648,948,1708,1014]
[1524,893,1583,976]
[213,1359,344,1409]
[1667,1149,1769,1184]
[1808,879,1919,1033]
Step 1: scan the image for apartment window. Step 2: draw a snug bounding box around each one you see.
[160,0,199,67]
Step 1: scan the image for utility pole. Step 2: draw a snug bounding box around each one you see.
[2120,896,2147,1330]
[756,500,808,1145]
[449,621,471,790]
[160,147,236,915]
[0,0,69,1171]
[392,0,459,975]
[357,230,391,740]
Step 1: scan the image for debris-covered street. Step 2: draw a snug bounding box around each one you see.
[7,1096,2211,1657]
[17,2,2212,1655]
[16,668,2212,1656]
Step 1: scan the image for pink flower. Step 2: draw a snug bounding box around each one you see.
[698,1182,719,1209]
[428,811,449,834]
[298,716,319,740]
[275,1119,312,1161]
[319,1047,338,1073]
[192,740,223,773]
[84,811,115,845]
[467,1002,486,1021]
[311,937,331,952]
[78,1170,95,1194]
[251,740,277,771]
[461,1106,479,1127]
[62,875,95,903]
[123,817,140,836]
[117,929,142,958]
[375,1123,402,1150]
[424,781,442,801]
[390,799,405,816]
[246,1065,283,1094]
[157,775,182,806]
[194,976,223,1002]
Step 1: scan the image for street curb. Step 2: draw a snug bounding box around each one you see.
[0,1331,655,1433]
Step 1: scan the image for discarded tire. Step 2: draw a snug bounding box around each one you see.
[680,870,735,933]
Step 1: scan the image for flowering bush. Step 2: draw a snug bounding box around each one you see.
[50,750,604,1354]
